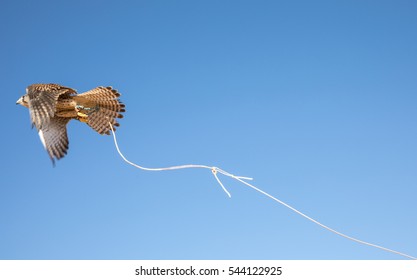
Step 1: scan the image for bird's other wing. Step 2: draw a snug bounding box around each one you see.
[38,116,71,165]
[27,84,76,129]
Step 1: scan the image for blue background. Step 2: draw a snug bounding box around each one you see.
[1,0,416,259]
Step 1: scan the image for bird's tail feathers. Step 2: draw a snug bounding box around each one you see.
[74,86,125,135]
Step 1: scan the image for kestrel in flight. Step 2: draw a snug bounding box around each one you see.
[16,83,125,164]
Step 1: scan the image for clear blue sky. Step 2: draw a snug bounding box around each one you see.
[1,0,416,260]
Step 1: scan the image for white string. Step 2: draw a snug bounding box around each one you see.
[109,123,416,260]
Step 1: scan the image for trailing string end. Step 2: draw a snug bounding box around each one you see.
[211,168,232,198]
[230,175,417,260]
[209,166,255,198]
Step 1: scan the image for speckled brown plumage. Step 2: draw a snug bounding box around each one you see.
[17,83,125,164]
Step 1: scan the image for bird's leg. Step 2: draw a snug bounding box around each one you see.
[76,114,89,123]
[75,104,100,123]
[75,105,89,122]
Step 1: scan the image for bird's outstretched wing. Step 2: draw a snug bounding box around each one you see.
[27,84,76,129]
[38,117,71,165]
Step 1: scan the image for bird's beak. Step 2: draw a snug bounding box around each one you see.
[16,96,23,105]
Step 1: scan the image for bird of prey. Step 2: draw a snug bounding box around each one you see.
[16,83,125,164]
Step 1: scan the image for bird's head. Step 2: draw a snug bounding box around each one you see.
[16,94,29,108]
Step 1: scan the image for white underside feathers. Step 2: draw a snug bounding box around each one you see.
[38,130,47,149]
